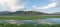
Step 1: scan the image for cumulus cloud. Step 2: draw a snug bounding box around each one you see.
[32,5,36,8]
[50,0,57,3]
[24,9,31,11]
[34,0,57,10]
[36,3,57,10]
[0,0,25,12]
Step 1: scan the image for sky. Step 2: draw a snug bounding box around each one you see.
[0,0,60,13]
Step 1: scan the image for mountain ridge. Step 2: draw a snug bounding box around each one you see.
[0,11,49,15]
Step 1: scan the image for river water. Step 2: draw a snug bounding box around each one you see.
[0,18,60,25]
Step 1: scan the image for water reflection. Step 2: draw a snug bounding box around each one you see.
[0,18,60,25]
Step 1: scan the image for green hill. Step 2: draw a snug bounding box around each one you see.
[0,11,49,15]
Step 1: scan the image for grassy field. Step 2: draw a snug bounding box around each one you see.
[0,15,60,27]
[0,15,60,20]
[0,24,60,27]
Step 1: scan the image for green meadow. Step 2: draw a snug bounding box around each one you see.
[0,24,60,27]
[0,15,60,27]
[0,15,60,20]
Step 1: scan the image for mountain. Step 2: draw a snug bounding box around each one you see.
[0,11,49,15]
[51,12,60,15]
[0,11,10,14]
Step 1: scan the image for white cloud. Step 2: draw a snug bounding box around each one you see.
[24,9,31,11]
[0,0,25,12]
[50,0,57,3]
[36,3,57,10]
[34,0,58,10]
[32,5,36,8]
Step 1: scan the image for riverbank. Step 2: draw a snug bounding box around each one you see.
[0,15,60,20]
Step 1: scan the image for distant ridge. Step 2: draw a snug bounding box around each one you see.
[51,12,60,15]
[0,11,49,15]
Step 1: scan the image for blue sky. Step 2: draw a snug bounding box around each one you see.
[0,0,60,13]
[21,0,60,13]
